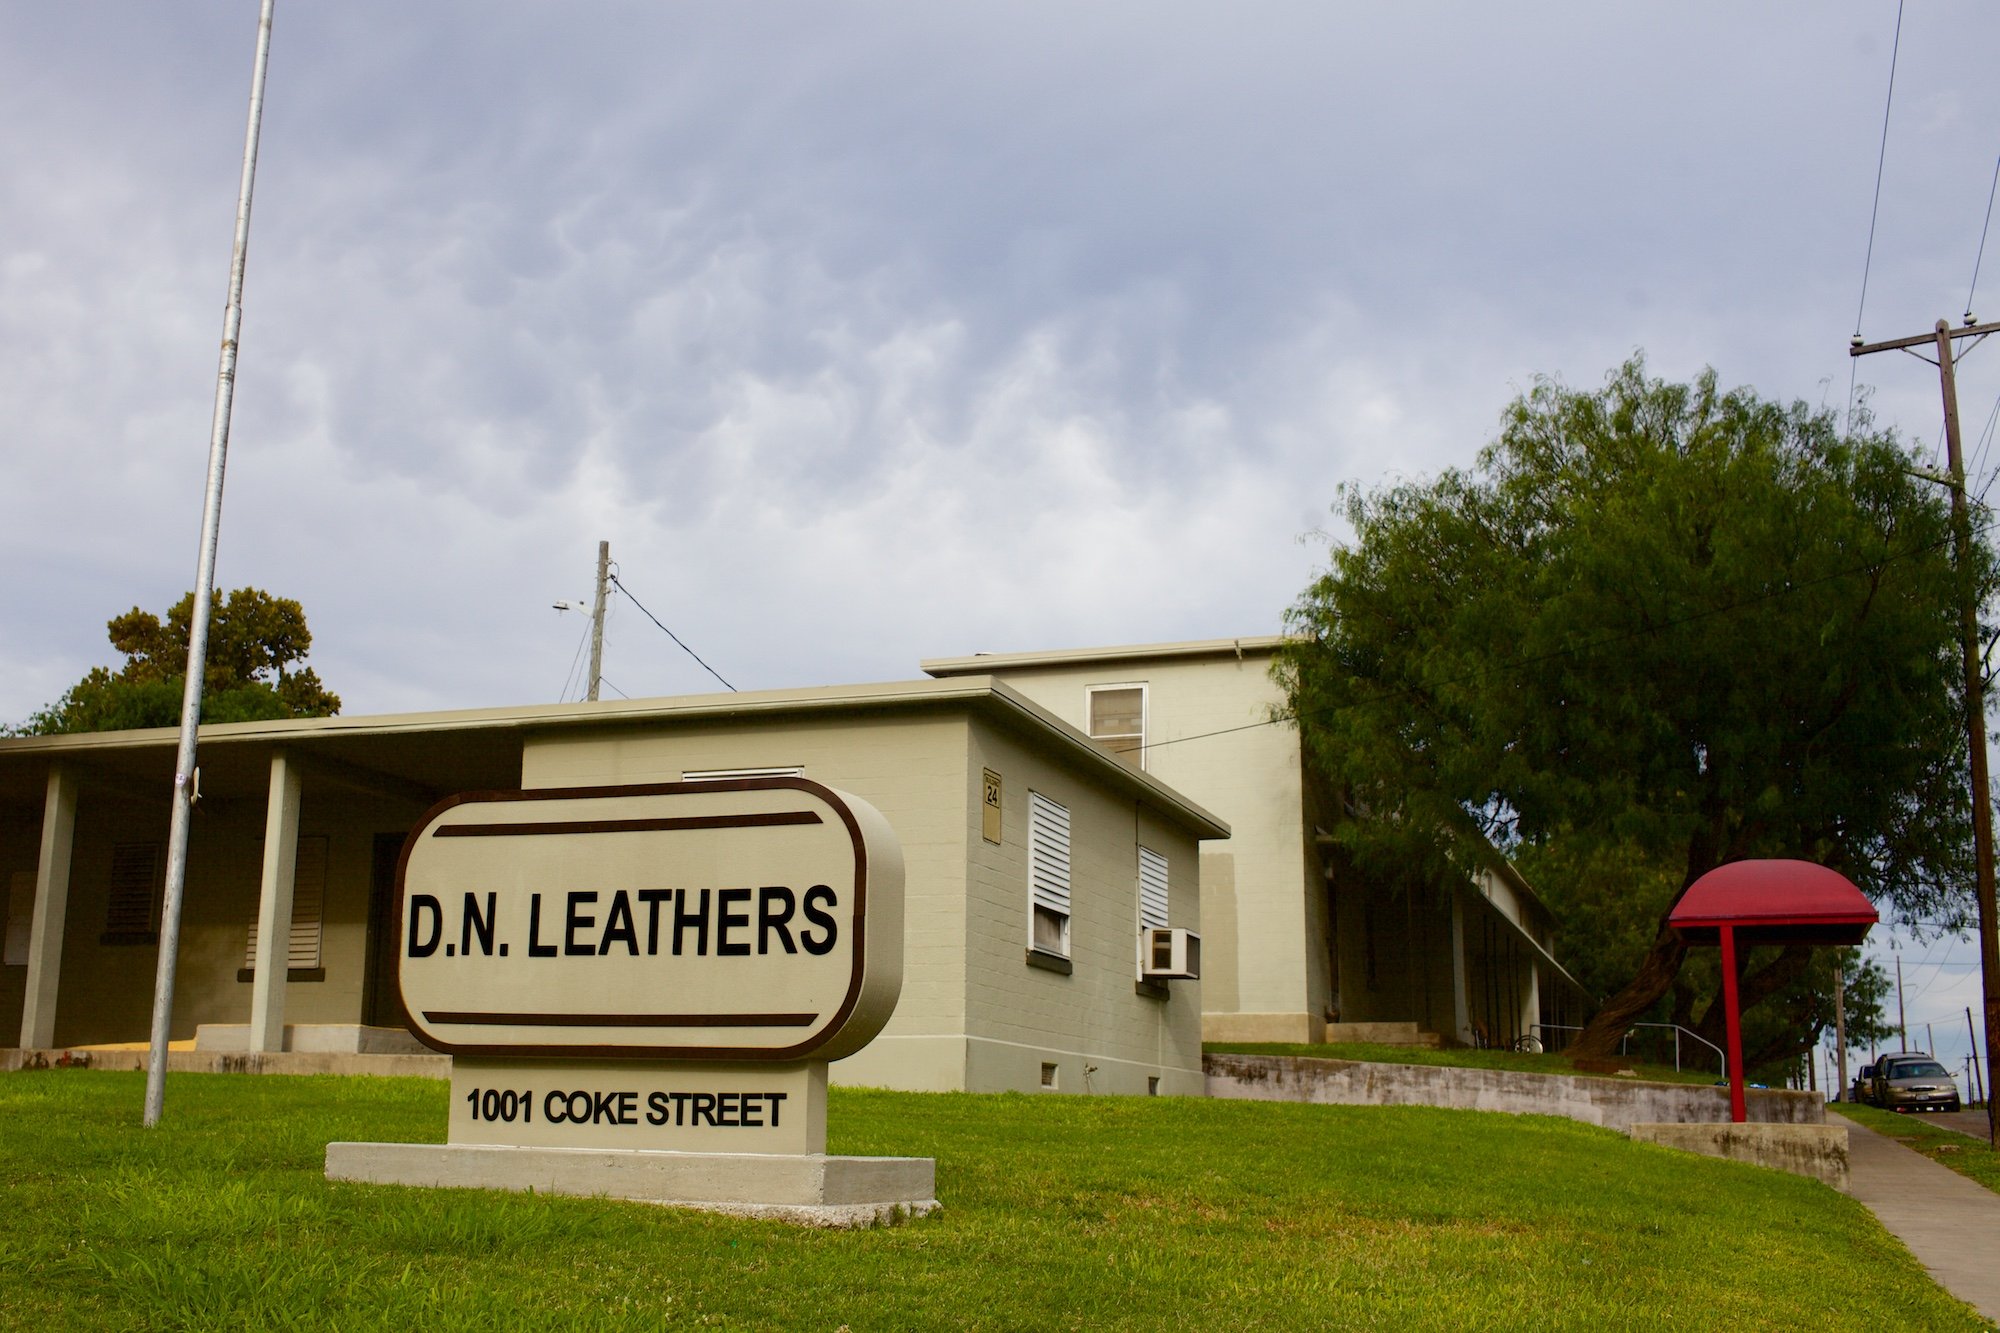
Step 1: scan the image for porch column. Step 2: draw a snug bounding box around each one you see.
[248,749,302,1053]
[1449,889,1471,1046]
[1519,958,1541,1049]
[20,763,78,1049]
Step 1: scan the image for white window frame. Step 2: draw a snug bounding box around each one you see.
[1027,791,1072,957]
[1085,683,1147,771]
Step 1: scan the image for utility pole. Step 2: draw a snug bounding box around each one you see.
[1853,315,2000,1145]
[1896,954,1908,1051]
[1834,955,1848,1101]
[1973,1006,1989,1106]
[145,0,277,1129]
[587,540,610,702]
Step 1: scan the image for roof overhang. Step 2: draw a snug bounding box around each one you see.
[922,635,1289,678]
[0,677,1230,841]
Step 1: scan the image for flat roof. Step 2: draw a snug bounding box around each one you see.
[922,635,1289,677]
[0,677,1229,840]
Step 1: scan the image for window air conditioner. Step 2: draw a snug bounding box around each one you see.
[1140,927,1201,980]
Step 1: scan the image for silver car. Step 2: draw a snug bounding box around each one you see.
[1872,1055,1962,1113]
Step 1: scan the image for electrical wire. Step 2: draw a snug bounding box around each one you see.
[608,574,738,692]
[1969,390,2000,498]
[597,676,631,700]
[557,614,591,702]
[1847,0,1906,431]
[1967,154,2000,324]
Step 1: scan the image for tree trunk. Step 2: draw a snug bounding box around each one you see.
[1567,919,1687,1062]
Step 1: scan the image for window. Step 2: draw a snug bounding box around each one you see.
[1027,791,1071,957]
[243,835,328,973]
[102,841,164,945]
[1086,685,1146,770]
[1137,846,1170,932]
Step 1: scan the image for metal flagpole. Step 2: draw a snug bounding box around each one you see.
[144,0,278,1127]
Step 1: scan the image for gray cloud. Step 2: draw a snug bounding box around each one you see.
[4,2,1998,722]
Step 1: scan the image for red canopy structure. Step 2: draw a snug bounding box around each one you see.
[1668,860,1877,1122]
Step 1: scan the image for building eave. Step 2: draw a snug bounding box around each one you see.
[921,635,1290,678]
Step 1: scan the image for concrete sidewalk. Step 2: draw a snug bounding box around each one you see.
[1842,1117,2000,1324]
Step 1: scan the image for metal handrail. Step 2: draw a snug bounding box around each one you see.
[1530,1022,1727,1078]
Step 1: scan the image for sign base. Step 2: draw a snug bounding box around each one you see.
[326,1141,938,1229]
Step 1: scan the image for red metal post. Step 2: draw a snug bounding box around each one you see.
[1720,925,1746,1123]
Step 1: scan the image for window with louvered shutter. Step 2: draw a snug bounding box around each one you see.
[1138,846,1170,931]
[1028,791,1071,955]
[101,842,163,945]
[244,835,327,972]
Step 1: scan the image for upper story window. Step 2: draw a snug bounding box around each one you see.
[1087,684,1146,771]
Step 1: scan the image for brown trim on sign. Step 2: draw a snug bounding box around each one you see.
[424,1010,817,1027]
[432,811,823,838]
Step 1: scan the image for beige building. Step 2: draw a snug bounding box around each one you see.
[0,677,1222,1096]
[922,638,1587,1048]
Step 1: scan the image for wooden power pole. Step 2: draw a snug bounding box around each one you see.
[587,540,609,702]
[1852,316,2000,1145]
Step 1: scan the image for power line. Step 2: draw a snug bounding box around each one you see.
[1968,154,1999,325]
[557,613,591,702]
[608,574,737,692]
[1847,0,1906,431]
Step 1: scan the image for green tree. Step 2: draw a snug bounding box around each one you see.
[1276,357,1985,1063]
[15,588,340,734]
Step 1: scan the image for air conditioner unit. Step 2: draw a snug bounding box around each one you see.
[1139,927,1201,980]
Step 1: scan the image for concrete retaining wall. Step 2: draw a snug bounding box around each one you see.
[1204,1052,1823,1131]
[1628,1122,1849,1189]
[4,1047,449,1078]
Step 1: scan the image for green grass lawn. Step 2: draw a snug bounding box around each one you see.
[1832,1103,2000,1196]
[1205,1040,1723,1085]
[0,1070,1983,1331]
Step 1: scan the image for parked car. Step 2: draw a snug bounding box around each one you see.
[1870,1054,1962,1113]
[1852,1061,1876,1105]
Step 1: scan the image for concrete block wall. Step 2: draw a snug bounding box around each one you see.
[520,707,1206,1096]
[954,720,1204,1096]
[521,711,976,1061]
[951,649,1320,1043]
[1205,1052,1825,1131]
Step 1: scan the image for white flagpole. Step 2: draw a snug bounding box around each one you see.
[144,0,278,1127]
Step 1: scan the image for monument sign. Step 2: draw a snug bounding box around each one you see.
[326,777,936,1224]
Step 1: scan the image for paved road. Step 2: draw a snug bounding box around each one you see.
[1929,1107,1997,1142]
[1842,1117,2000,1324]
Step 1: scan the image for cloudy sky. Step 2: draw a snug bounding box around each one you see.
[4,4,1997,1068]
